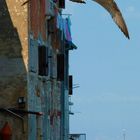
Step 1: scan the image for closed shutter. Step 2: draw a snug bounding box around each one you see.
[57,54,64,81]
[29,39,37,73]
[38,45,48,76]
[69,75,73,95]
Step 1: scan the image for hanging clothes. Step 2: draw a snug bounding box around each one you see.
[65,18,72,42]
[56,13,75,46]
[62,17,72,42]
[56,13,63,31]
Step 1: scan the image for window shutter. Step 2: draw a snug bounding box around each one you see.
[57,54,64,81]
[69,75,73,95]
[29,39,37,73]
[59,0,65,9]
[48,49,54,77]
[38,45,48,76]
[48,17,55,34]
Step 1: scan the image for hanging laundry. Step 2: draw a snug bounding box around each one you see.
[56,14,73,42]
[65,18,72,42]
[62,19,66,39]
[67,16,72,34]
[56,13,63,31]
[62,18,72,42]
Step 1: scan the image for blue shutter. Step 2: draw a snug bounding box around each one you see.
[29,39,37,73]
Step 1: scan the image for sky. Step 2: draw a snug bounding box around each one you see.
[63,0,140,140]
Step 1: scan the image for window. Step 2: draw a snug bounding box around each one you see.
[69,75,73,95]
[59,0,65,8]
[38,45,48,76]
[57,54,64,81]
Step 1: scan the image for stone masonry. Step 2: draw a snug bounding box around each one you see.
[0,0,28,139]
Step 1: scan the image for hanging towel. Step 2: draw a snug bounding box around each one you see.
[66,18,72,41]
[56,13,63,31]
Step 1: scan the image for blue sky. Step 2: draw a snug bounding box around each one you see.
[64,0,140,140]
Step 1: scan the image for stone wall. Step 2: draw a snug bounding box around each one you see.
[0,0,28,139]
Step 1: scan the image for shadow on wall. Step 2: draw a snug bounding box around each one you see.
[0,0,27,111]
[0,1,28,139]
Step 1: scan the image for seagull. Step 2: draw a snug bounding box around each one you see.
[70,0,130,39]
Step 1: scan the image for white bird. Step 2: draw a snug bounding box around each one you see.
[70,0,130,39]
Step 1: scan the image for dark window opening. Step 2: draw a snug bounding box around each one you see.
[57,54,64,81]
[59,0,65,9]
[69,75,73,95]
[38,45,48,76]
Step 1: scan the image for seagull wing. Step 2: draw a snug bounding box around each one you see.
[69,0,86,4]
[93,0,129,39]
[21,0,29,6]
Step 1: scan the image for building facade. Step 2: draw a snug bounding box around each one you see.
[0,0,76,140]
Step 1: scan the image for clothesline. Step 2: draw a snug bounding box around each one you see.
[61,13,72,16]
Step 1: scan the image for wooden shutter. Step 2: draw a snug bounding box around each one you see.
[59,0,65,9]
[29,39,37,73]
[57,54,64,81]
[47,17,55,34]
[69,75,73,95]
[38,45,48,76]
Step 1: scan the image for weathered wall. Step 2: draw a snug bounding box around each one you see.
[0,0,71,140]
[28,0,64,140]
[0,0,28,139]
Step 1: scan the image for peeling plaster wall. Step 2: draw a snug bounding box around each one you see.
[28,1,63,139]
[0,0,28,139]
[0,0,69,139]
